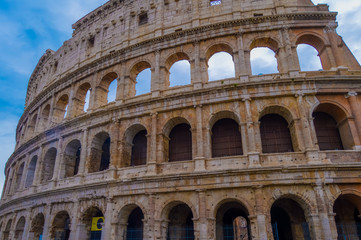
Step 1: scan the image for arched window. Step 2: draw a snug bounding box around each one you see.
[126,207,144,240]
[41,148,57,183]
[107,79,117,103]
[73,83,91,116]
[207,52,235,81]
[169,60,191,87]
[52,211,71,240]
[211,119,243,157]
[96,72,118,107]
[53,95,69,123]
[15,216,26,240]
[62,140,81,178]
[14,163,24,191]
[297,44,322,71]
[169,124,192,162]
[30,213,45,239]
[3,220,12,240]
[131,130,147,166]
[81,207,104,240]
[28,114,37,136]
[89,132,110,173]
[250,47,278,75]
[136,68,151,95]
[313,112,343,150]
[84,89,91,112]
[25,156,37,188]
[260,114,293,153]
[167,204,195,240]
[40,104,50,130]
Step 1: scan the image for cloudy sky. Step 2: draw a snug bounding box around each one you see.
[0,0,360,194]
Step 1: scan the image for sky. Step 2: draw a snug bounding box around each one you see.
[0,0,360,194]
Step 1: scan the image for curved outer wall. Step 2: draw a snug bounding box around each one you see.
[1,0,361,239]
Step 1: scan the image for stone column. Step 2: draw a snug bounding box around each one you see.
[253,187,268,240]
[236,32,250,80]
[19,154,30,190]
[78,128,89,177]
[22,208,32,240]
[192,41,203,90]
[280,27,300,75]
[101,198,114,240]
[154,0,164,37]
[109,120,120,179]
[313,184,333,239]
[66,84,76,118]
[147,194,156,240]
[195,105,206,172]
[33,145,45,186]
[75,223,88,240]
[147,113,158,175]
[197,191,208,240]
[53,137,64,182]
[346,91,361,149]
[116,64,126,103]
[42,205,52,240]
[243,97,260,167]
[69,201,80,240]
[151,50,161,97]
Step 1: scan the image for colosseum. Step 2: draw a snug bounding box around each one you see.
[1,0,361,239]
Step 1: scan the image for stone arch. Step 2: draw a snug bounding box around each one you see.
[25,155,37,188]
[50,211,71,240]
[80,206,105,240]
[117,204,146,239]
[28,114,38,137]
[3,219,12,240]
[89,131,110,173]
[165,52,192,87]
[61,139,81,178]
[122,123,148,167]
[14,216,25,240]
[159,199,198,221]
[205,43,234,61]
[53,94,69,123]
[249,37,280,74]
[163,117,192,137]
[14,162,25,191]
[41,147,57,183]
[213,197,253,218]
[40,104,50,130]
[30,213,45,239]
[295,33,330,70]
[209,110,241,130]
[205,43,236,81]
[96,72,119,107]
[73,82,92,116]
[313,102,354,150]
[129,61,152,97]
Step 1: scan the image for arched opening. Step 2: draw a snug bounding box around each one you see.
[260,114,293,153]
[84,89,91,112]
[41,147,57,184]
[169,124,192,162]
[334,194,361,239]
[30,213,45,240]
[3,219,12,240]
[271,198,311,240]
[131,130,147,166]
[312,103,355,150]
[14,217,25,240]
[167,204,195,240]
[169,60,191,87]
[207,52,235,81]
[81,207,104,240]
[40,104,50,130]
[250,47,278,75]
[216,201,251,240]
[313,112,343,150]
[126,207,144,240]
[51,211,71,240]
[296,34,328,70]
[25,156,37,188]
[53,94,69,123]
[297,44,322,71]
[89,132,110,173]
[62,140,81,178]
[107,79,117,103]
[74,83,91,116]
[212,119,243,158]
[136,68,151,96]
[14,163,24,191]
[28,114,37,137]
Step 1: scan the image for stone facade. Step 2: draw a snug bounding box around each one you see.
[1,0,361,239]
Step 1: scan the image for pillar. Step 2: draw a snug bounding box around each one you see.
[147,112,158,175]
[41,205,51,240]
[22,209,32,240]
[151,50,161,97]
[243,97,260,167]
[195,105,206,171]
[78,128,89,176]
[236,32,251,79]
[346,91,361,149]
[53,137,64,182]
[69,201,80,240]
[192,41,203,89]
[313,184,334,239]
[101,198,114,240]
[33,145,45,186]
[253,187,268,240]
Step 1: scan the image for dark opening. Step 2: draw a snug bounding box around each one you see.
[99,137,110,171]
[139,13,148,25]
[212,119,243,158]
[131,130,147,166]
[169,124,192,162]
[222,209,250,240]
[334,196,361,240]
[74,146,81,175]
[126,207,144,240]
[260,114,293,153]
[167,204,194,240]
[313,112,343,150]
[53,212,71,240]
[271,207,293,240]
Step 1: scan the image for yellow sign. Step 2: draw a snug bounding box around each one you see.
[91,217,104,231]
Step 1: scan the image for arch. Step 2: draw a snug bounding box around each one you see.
[297,44,322,71]
[163,117,192,137]
[205,43,234,61]
[25,155,37,188]
[313,102,354,150]
[28,114,38,136]
[130,61,152,97]
[51,211,71,240]
[249,37,279,52]
[30,213,45,239]
[167,54,191,87]
[116,205,145,240]
[169,123,192,162]
[80,206,104,240]
[40,104,50,130]
[89,132,110,173]
[215,199,251,240]
[73,82,92,116]
[3,219,12,240]
[209,111,241,129]
[41,147,57,183]
[205,43,235,82]
[249,37,280,75]
[97,72,118,106]
[123,124,148,167]
[61,139,81,178]
[270,197,312,240]
[160,200,198,222]
[14,216,25,240]
[53,94,69,123]
[14,162,25,191]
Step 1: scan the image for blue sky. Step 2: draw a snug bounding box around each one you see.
[0,0,360,193]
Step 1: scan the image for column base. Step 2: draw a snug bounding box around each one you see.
[248,152,261,168]
[194,157,206,172]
